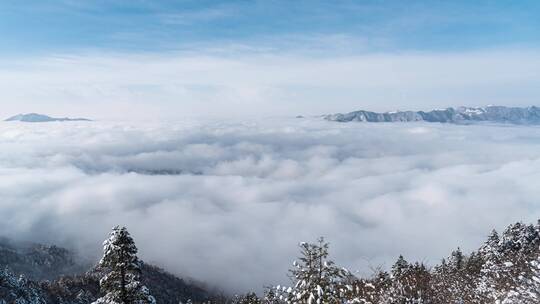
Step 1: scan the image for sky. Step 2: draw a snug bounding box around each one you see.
[0,0,540,119]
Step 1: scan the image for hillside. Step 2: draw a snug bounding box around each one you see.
[0,240,216,304]
[3,220,540,303]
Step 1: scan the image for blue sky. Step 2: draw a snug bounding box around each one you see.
[1,1,540,119]
[1,0,539,55]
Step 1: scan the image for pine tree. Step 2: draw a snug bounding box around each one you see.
[339,271,389,304]
[391,255,409,278]
[502,247,540,303]
[477,224,539,303]
[449,248,464,270]
[476,229,503,302]
[382,257,431,304]
[447,248,470,301]
[232,292,262,304]
[263,287,282,304]
[275,237,348,304]
[92,226,155,304]
[0,267,46,304]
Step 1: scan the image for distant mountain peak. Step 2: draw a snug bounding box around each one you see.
[324,105,540,124]
[5,113,91,122]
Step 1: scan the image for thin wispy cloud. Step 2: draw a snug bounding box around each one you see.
[1,1,539,118]
[1,1,539,55]
[159,6,237,25]
[1,48,539,120]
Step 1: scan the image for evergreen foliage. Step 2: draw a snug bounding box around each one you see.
[92,226,156,304]
[5,221,540,303]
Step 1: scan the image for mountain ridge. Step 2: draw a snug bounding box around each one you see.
[5,113,91,122]
[324,105,540,124]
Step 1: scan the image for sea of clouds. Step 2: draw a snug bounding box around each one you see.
[2,117,540,292]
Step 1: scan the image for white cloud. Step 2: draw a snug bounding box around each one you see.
[2,118,540,292]
[0,48,539,120]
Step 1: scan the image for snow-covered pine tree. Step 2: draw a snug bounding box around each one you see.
[339,271,388,304]
[502,246,540,303]
[92,226,155,304]
[461,251,485,302]
[476,229,503,302]
[232,292,262,304]
[0,267,46,304]
[380,256,408,303]
[449,247,464,270]
[263,287,281,304]
[275,237,348,304]
[391,256,409,279]
[381,257,431,304]
[476,223,540,303]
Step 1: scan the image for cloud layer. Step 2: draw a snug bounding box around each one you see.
[2,118,540,292]
[1,48,539,120]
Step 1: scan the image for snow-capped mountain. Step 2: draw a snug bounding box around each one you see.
[5,113,91,122]
[324,106,540,124]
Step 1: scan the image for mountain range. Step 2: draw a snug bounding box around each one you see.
[5,113,91,122]
[324,106,540,124]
